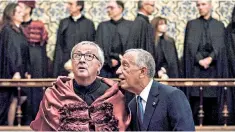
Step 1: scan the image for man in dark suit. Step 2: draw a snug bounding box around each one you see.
[116,49,195,131]
[126,0,155,55]
[183,0,231,125]
[53,0,95,77]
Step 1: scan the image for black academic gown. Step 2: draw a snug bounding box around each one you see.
[183,17,233,124]
[95,18,132,78]
[154,36,179,78]
[225,23,235,77]
[53,16,95,77]
[21,19,48,122]
[0,24,30,125]
[126,13,155,55]
[225,22,235,123]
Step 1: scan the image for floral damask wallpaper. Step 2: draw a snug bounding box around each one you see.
[0,0,234,60]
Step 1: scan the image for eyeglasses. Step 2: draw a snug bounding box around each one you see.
[72,52,99,61]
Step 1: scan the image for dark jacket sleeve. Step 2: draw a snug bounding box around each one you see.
[167,89,195,131]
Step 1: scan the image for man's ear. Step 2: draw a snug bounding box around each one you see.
[139,67,147,78]
[98,62,102,72]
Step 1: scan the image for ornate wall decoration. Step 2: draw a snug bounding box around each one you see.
[0,0,234,60]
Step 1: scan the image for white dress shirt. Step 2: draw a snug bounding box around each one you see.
[136,79,153,112]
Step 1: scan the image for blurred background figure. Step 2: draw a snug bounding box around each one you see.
[0,3,30,125]
[183,0,230,125]
[127,0,155,55]
[53,0,95,77]
[225,5,235,124]
[18,0,49,124]
[151,17,179,79]
[96,0,132,78]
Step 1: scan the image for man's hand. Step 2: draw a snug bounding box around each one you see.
[25,72,31,79]
[204,57,212,66]
[158,67,167,78]
[158,70,164,78]
[199,57,212,69]
[12,72,21,79]
[64,59,72,71]
[111,59,119,67]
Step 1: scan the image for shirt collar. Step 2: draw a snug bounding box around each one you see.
[110,17,124,25]
[199,15,212,21]
[138,11,147,17]
[137,12,149,23]
[138,79,153,102]
[72,14,82,22]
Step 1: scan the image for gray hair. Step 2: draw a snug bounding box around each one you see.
[125,49,155,78]
[70,41,105,66]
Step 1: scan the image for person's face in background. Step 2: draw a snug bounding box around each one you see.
[142,1,155,16]
[197,0,212,18]
[107,1,123,20]
[18,2,31,17]
[12,5,24,24]
[157,19,167,34]
[67,0,82,16]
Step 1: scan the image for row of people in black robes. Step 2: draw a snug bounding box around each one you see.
[0,1,49,125]
[53,1,179,79]
[183,1,235,125]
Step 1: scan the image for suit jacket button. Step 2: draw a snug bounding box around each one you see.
[152,102,156,106]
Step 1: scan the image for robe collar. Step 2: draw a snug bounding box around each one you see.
[22,19,32,26]
[73,78,101,95]
[199,15,212,22]
[110,17,124,25]
[137,13,149,23]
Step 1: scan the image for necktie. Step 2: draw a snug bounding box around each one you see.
[137,96,144,123]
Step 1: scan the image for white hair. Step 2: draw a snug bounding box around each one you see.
[125,49,156,78]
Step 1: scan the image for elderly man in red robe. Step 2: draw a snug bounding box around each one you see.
[30,41,131,131]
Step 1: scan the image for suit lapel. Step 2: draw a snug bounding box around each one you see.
[142,81,159,130]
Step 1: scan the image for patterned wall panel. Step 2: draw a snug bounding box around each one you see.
[0,0,234,60]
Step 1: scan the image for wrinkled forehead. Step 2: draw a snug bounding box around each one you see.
[74,44,98,54]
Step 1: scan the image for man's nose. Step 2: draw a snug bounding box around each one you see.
[116,66,122,75]
[79,55,86,62]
